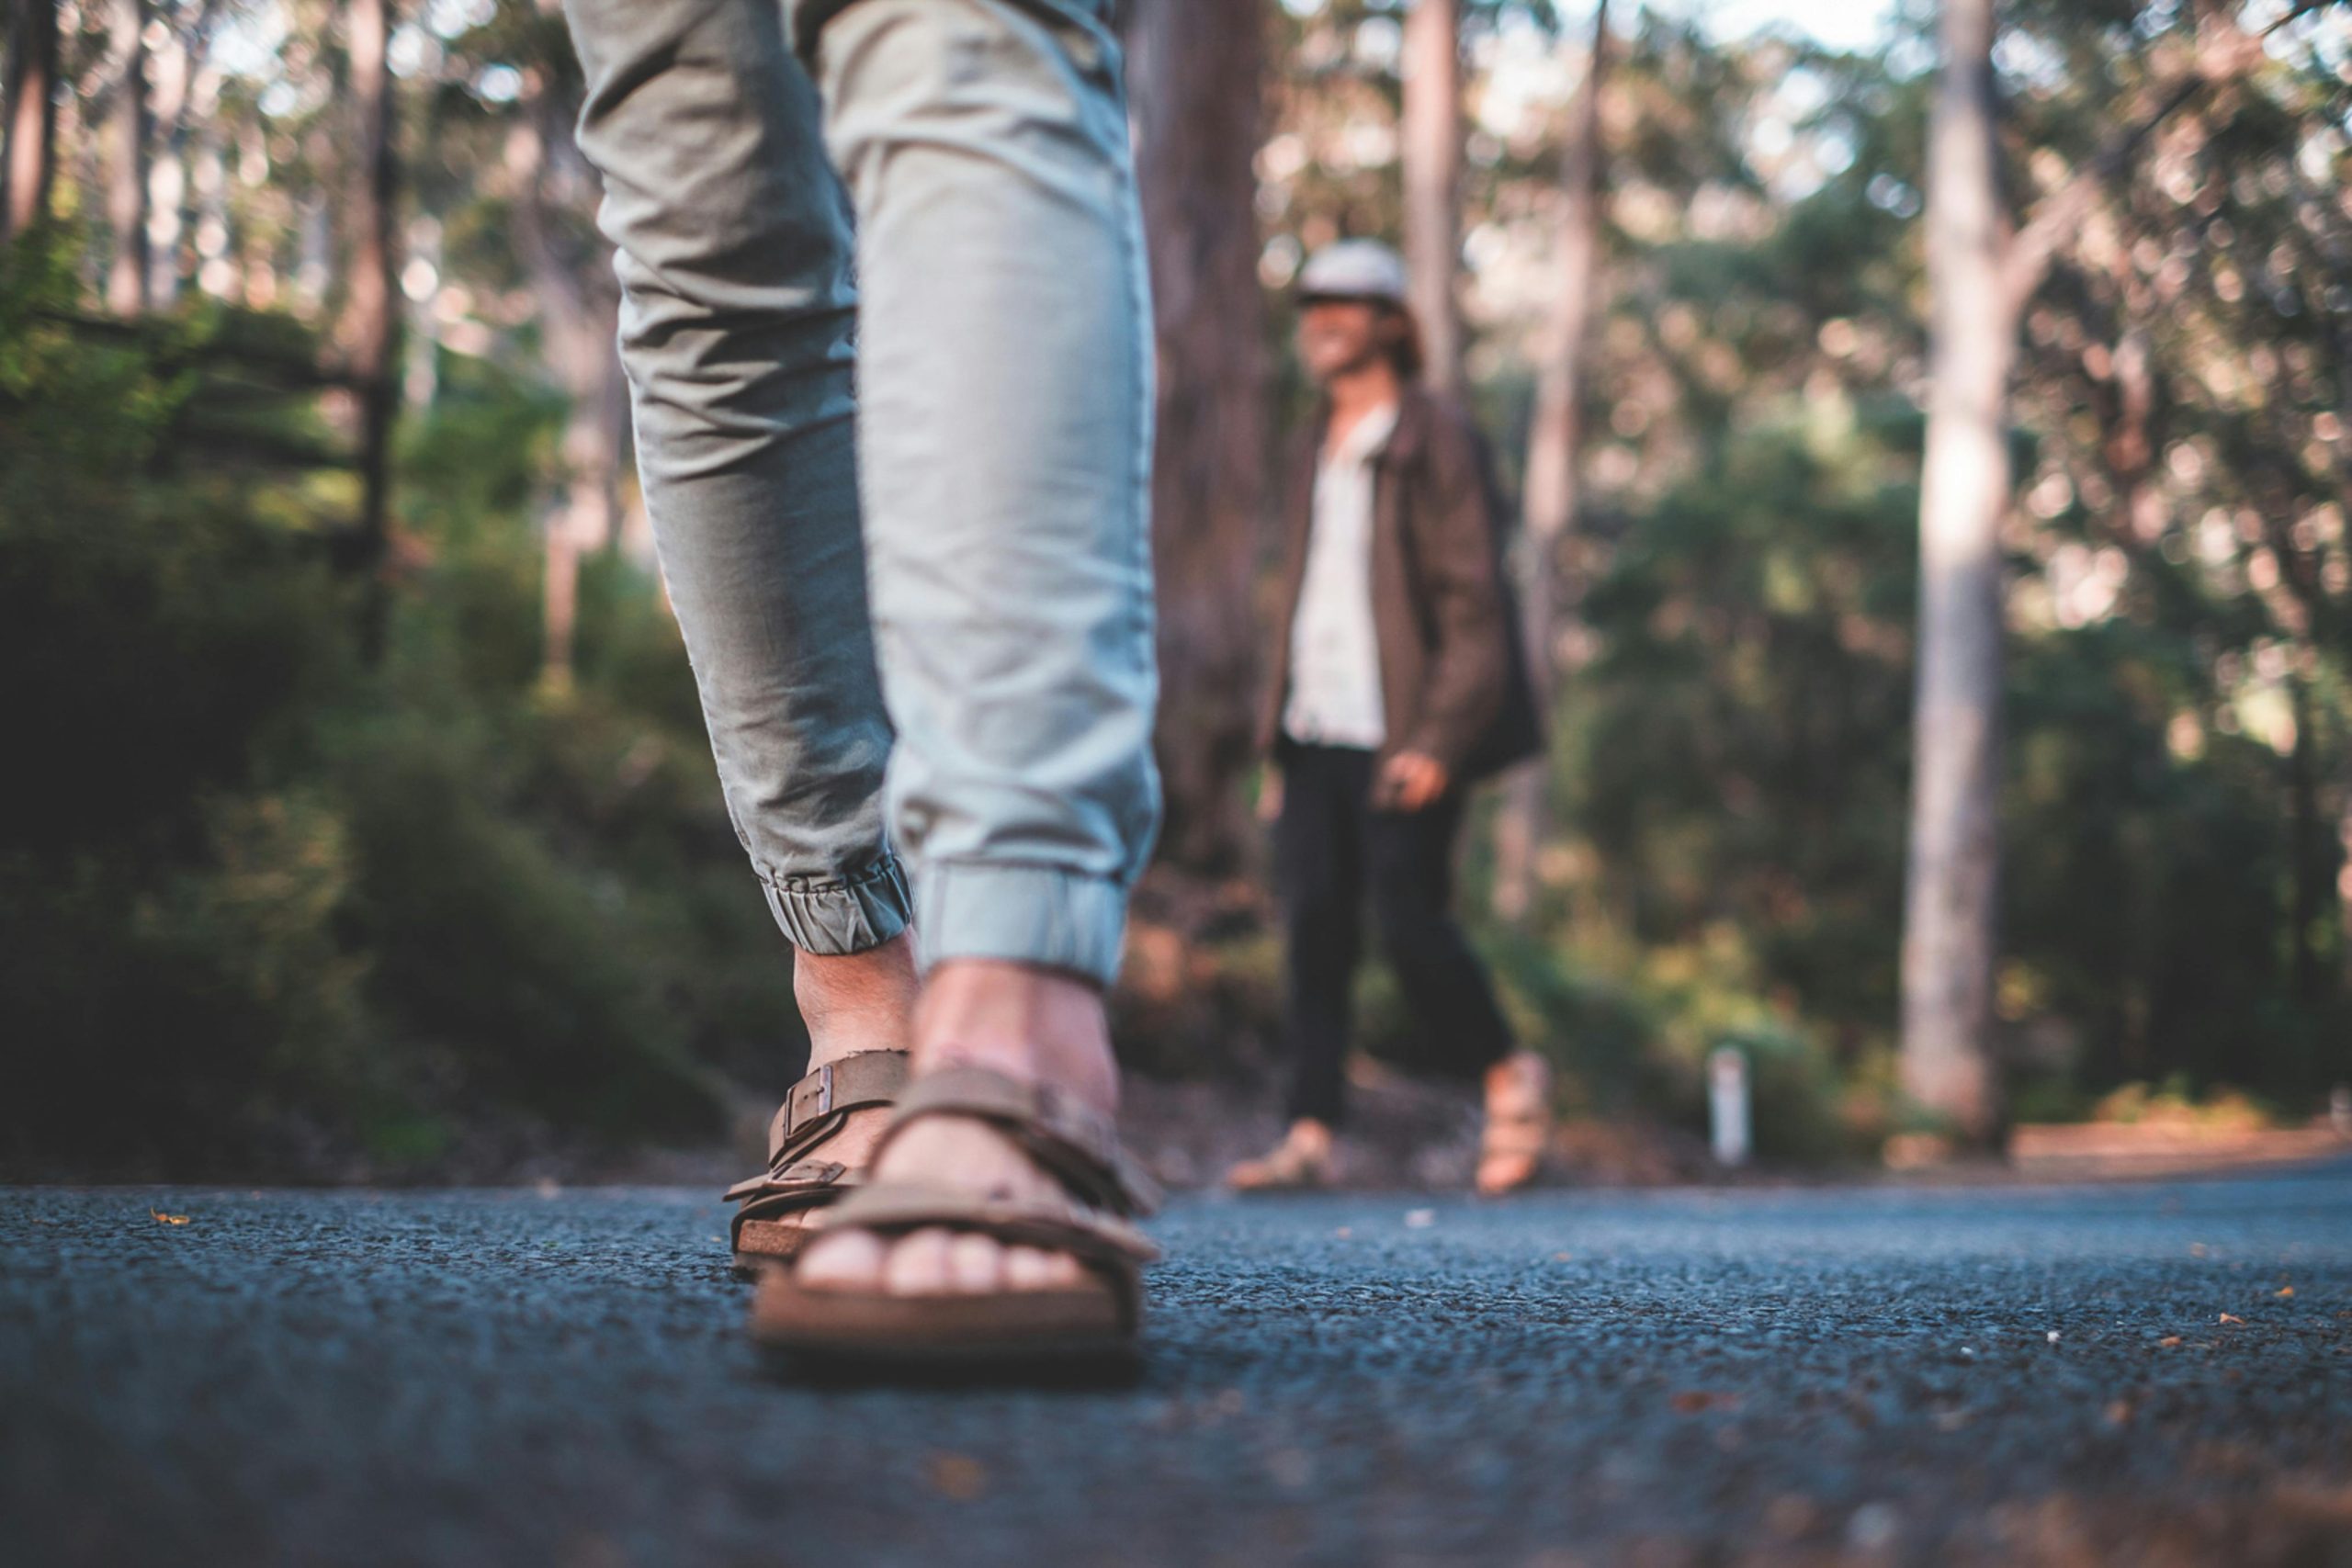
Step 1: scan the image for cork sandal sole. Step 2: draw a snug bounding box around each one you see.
[752,1269,1136,1369]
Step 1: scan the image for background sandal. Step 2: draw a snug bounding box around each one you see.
[724,1049,909,1272]
[752,1065,1160,1366]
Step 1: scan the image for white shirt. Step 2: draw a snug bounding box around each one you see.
[1283,401,1398,750]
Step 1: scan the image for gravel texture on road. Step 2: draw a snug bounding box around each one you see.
[6,1167,2350,1566]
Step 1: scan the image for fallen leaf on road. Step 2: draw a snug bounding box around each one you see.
[2158,1336,2183,1348]
[2103,1399,2134,1427]
[2219,1313,2245,1325]
[150,1211,189,1225]
[1670,1391,1735,1414]
[2277,1285,2295,1298]
[1553,1252,1573,1262]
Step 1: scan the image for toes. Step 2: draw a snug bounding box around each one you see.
[1002,1245,1058,1291]
[797,1228,886,1292]
[1003,1244,1085,1292]
[945,1233,1004,1295]
[1476,1154,1537,1195]
[885,1227,958,1297]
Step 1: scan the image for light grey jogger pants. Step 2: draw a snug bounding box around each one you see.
[560,0,1159,985]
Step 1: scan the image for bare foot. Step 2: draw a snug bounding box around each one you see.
[1475,1051,1552,1196]
[1227,1118,1336,1190]
[787,934,920,1173]
[794,959,1115,1297]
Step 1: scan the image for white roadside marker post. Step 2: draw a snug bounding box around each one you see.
[1710,1045,1752,1168]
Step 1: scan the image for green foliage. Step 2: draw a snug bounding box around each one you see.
[0,243,786,1179]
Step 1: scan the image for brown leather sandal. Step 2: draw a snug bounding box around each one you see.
[751,1065,1161,1365]
[725,1049,910,1272]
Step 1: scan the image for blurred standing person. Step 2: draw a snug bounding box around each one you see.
[560,0,1162,1364]
[1227,240,1551,1197]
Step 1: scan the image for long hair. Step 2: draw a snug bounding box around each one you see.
[1382,303,1426,381]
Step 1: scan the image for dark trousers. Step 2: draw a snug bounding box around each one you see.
[1276,743,1514,1125]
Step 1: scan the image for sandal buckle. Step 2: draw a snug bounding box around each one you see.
[781,1061,836,1147]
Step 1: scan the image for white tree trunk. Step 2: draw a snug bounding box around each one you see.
[145,17,190,305]
[1899,0,2009,1144]
[1401,0,1462,394]
[512,36,625,692]
[1493,1,1607,923]
[105,0,150,313]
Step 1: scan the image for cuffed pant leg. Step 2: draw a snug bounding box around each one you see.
[808,0,1159,987]
[561,0,909,955]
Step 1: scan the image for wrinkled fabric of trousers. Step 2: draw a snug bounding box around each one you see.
[560,0,1159,984]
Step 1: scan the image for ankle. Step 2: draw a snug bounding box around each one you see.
[795,935,919,1066]
[914,959,1117,1113]
[1485,1052,1535,1098]
[1287,1118,1334,1154]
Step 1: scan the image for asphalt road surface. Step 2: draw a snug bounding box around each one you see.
[6,1165,2351,1567]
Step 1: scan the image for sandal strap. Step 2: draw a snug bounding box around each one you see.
[870,1064,1162,1218]
[825,1179,1160,1266]
[769,1049,909,1168]
[723,1158,852,1206]
[722,1049,908,1211]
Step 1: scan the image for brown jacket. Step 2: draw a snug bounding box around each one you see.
[1256,387,1542,782]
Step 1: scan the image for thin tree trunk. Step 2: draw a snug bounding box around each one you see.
[2340,759,2352,993]
[539,363,623,693]
[192,68,234,297]
[1492,0,1607,924]
[106,0,151,313]
[1128,0,1271,879]
[403,216,440,408]
[4,0,62,240]
[346,0,399,661]
[145,12,191,305]
[1401,0,1462,395]
[2289,678,2327,1006]
[1900,0,2008,1145]
[512,32,623,692]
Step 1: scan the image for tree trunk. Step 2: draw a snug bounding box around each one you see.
[1400,0,1462,395]
[3,0,61,240]
[105,0,151,313]
[1899,0,2009,1145]
[1492,0,1607,924]
[345,0,399,660]
[2289,677,2327,1007]
[144,11,192,305]
[512,28,626,693]
[1127,0,1271,878]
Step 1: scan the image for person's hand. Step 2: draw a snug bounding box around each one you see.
[1374,750,1449,812]
[1257,765,1283,823]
